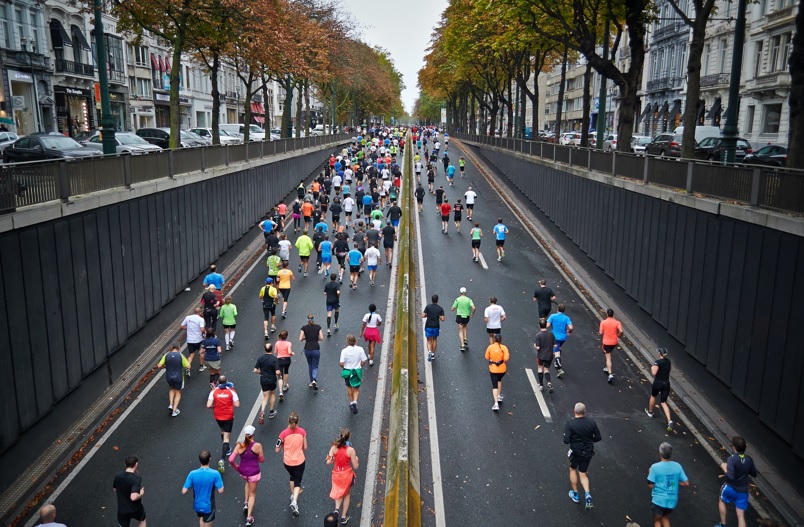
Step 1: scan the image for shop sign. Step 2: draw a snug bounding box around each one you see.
[9,70,33,82]
[179,97,191,105]
[154,93,170,102]
[65,87,87,96]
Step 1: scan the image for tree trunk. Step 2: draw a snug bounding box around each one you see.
[680,18,710,158]
[786,6,804,168]
[555,45,569,136]
[295,83,303,138]
[210,53,221,145]
[260,74,270,133]
[470,96,476,134]
[241,70,255,142]
[304,80,311,136]
[281,78,293,138]
[581,64,593,146]
[506,82,514,137]
[168,44,184,149]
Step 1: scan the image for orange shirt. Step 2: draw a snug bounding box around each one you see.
[275,340,292,358]
[301,202,314,217]
[312,182,320,193]
[485,344,509,373]
[599,317,622,346]
[279,426,306,466]
[277,203,287,215]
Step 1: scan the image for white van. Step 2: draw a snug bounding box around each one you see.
[673,126,720,144]
[219,123,266,141]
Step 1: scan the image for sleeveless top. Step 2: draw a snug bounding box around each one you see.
[239,442,261,477]
[333,445,352,472]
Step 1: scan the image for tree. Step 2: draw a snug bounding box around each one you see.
[788,5,804,169]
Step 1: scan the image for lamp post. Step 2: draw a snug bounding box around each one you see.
[720,0,746,163]
[284,75,293,138]
[93,0,116,155]
[20,40,42,133]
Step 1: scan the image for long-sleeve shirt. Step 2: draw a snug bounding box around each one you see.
[724,453,757,493]
[563,417,602,458]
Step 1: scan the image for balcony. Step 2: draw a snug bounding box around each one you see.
[55,59,94,77]
[652,23,684,42]
[646,77,679,92]
[744,72,792,98]
[700,73,730,88]
[766,5,796,22]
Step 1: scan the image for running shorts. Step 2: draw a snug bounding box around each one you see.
[441,215,449,222]
[284,461,306,485]
[222,324,236,329]
[489,371,506,387]
[277,358,292,374]
[263,307,276,319]
[537,357,553,369]
[279,288,291,301]
[188,342,201,353]
[350,265,361,274]
[602,344,616,354]
[425,327,440,338]
[496,239,505,247]
[261,382,277,392]
[196,509,216,522]
[568,453,592,473]
[651,381,670,402]
[118,509,147,526]
[650,504,674,517]
[487,327,501,335]
[216,419,234,433]
[720,484,749,510]
[326,303,340,312]
[455,315,470,325]
[471,240,481,249]
[167,376,184,390]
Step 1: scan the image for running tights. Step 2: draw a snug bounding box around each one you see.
[305,348,321,382]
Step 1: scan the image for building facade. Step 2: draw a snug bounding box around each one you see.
[543,57,606,134]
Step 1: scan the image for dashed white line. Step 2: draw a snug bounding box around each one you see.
[525,368,553,423]
[478,252,489,270]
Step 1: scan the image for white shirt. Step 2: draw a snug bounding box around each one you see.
[484,304,506,329]
[464,190,477,205]
[362,312,383,328]
[381,168,390,179]
[278,239,292,260]
[343,197,355,212]
[365,246,381,266]
[344,168,354,182]
[332,175,342,187]
[340,345,368,369]
[435,142,441,150]
[415,162,423,173]
[182,314,205,343]
[371,219,382,230]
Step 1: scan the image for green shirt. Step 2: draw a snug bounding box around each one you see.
[459,159,466,167]
[267,255,281,275]
[371,209,384,220]
[295,235,315,257]
[219,304,238,325]
[452,295,475,317]
[471,228,482,240]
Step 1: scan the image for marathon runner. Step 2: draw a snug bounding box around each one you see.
[207,375,240,474]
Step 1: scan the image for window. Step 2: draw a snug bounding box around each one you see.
[129,75,136,94]
[185,65,191,90]
[126,44,134,64]
[720,39,728,73]
[0,6,10,49]
[658,49,665,77]
[106,35,125,82]
[754,41,764,77]
[704,44,711,75]
[15,8,25,49]
[667,46,675,76]
[134,45,148,66]
[762,103,782,134]
[29,12,38,52]
[759,0,767,14]
[679,44,687,77]
[652,51,659,80]
[137,78,151,97]
[152,61,163,90]
[770,34,781,72]
[781,32,792,71]
[746,105,755,133]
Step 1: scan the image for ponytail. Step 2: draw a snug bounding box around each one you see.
[332,427,351,448]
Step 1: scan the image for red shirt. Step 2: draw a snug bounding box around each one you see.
[208,386,239,421]
[440,203,452,216]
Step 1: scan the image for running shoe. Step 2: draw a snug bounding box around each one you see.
[327,329,332,337]
[667,420,674,432]
[246,517,254,526]
[230,340,234,348]
[217,460,225,475]
[298,264,303,273]
[268,410,278,419]
[492,403,499,411]
[199,364,207,372]
[585,493,593,510]
[644,408,655,418]
[464,338,468,347]
[428,352,435,362]
[350,402,358,414]
[290,500,299,517]
[548,382,554,393]
[264,332,269,339]
[334,324,339,330]
[497,256,501,262]
[459,346,466,352]
[312,380,318,390]
[271,326,276,333]
[225,344,230,352]
[607,374,614,384]
[538,384,544,392]
[568,490,580,503]
[501,249,505,257]
[282,312,287,319]
[497,394,504,402]
[172,409,181,417]
[279,392,284,402]
[556,369,565,379]
[304,272,308,277]
[185,368,191,378]
[340,515,350,525]
[603,367,609,374]
[168,405,173,411]
[243,502,249,514]
[369,360,374,367]
[333,509,339,518]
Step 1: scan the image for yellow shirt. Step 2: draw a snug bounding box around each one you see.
[276,269,294,289]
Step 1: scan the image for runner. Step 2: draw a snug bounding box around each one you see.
[113,456,146,527]
[278,233,293,264]
[36,504,66,527]
[533,319,557,393]
[546,304,573,378]
[181,307,206,375]
[347,243,363,290]
[295,230,315,277]
[275,330,294,401]
[277,261,295,319]
[493,218,509,261]
[451,287,476,352]
[203,265,225,292]
[365,242,382,287]
[340,335,369,414]
[452,198,463,232]
[228,426,265,527]
[291,199,302,233]
[533,279,557,320]
[157,343,189,417]
[485,334,510,411]
[182,450,224,526]
[647,442,690,527]
[470,222,483,262]
[259,216,276,245]
[330,197,343,231]
[343,194,355,225]
[360,304,382,366]
[387,200,403,233]
[260,277,278,337]
[276,412,308,517]
[313,228,326,273]
[381,221,396,268]
[446,161,456,186]
[422,295,446,362]
[599,308,624,384]
[327,428,360,524]
[564,402,601,510]
[206,375,240,474]
[435,185,446,214]
[253,342,280,424]
[440,198,452,234]
[219,296,237,351]
[299,315,324,389]
[319,234,334,278]
[324,273,341,336]
[333,232,350,284]
[201,285,220,334]
[715,436,757,527]
[415,183,426,213]
[266,248,281,284]
[645,348,674,431]
[459,156,466,177]
[414,160,423,182]
[427,166,436,193]
[483,297,507,345]
[464,187,477,221]
[301,199,314,233]
[201,328,223,388]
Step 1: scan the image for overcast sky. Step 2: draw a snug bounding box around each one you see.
[342,0,448,114]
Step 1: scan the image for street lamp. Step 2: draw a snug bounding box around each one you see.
[20,39,43,133]
[720,0,746,163]
[93,0,116,155]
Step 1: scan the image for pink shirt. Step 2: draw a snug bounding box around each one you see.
[275,340,292,359]
[279,426,306,466]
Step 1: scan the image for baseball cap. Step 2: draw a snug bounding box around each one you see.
[265,277,273,283]
[243,425,256,436]
[459,287,467,294]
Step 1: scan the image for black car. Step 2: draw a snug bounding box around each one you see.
[694,137,752,162]
[741,144,788,167]
[645,133,684,157]
[2,135,103,163]
[136,127,206,148]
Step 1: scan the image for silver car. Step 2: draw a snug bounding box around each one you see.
[0,131,19,153]
[85,132,163,155]
[189,128,242,145]
[630,135,652,155]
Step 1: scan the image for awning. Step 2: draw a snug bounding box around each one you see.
[659,101,669,118]
[696,100,706,120]
[250,102,265,115]
[254,116,265,124]
[151,53,160,71]
[49,20,72,48]
[706,97,722,119]
[159,56,166,73]
[641,103,652,119]
[164,58,172,73]
[669,100,682,120]
[71,25,91,50]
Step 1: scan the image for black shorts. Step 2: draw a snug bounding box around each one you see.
[466,203,474,210]
[416,197,424,203]
[538,308,551,319]
[471,240,481,248]
[216,419,234,433]
[496,239,505,247]
[651,381,670,402]
[489,371,506,387]
[188,342,201,354]
[284,461,306,485]
[118,508,146,526]
[602,344,616,354]
[651,503,674,517]
[350,265,361,273]
[166,376,184,390]
[383,242,394,249]
[337,254,346,265]
[277,357,292,374]
[568,453,592,473]
[441,215,449,222]
[263,306,275,319]
[428,176,435,183]
[487,327,501,335]
[196,509,216,523]
[454,214,462,221]
[300,255,309,262]
[332,214,341,223]
[279,289,291,301]
[537,357,553,369]
[456,315,470,325]
[222,324,236,329]
[303,216,311,222]
[261,382,277,392]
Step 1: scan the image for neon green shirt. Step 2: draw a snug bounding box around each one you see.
[267,255,281,275]
[452,295,475,317]
[459,159,466,167]
[219,304,238,325]
[295,235,315,257]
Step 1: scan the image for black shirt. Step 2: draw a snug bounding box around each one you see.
[330,202,342,216]
[382,225,396,246]
[423,303,445,328]
[453,203,463,217]
[435,188,445,203]
[300,324,322,350]
[366,228,381,245]
[387,206,403,221]
[255,353,279,385]
[324,281,340,305]
[201,291,218,310]
[533,330,556,361]
[653,357,671,383]
[114,471,144,515]
[353,231,366,250]
[334,239,350,257]
[415,187,426,200]
[265,234,280,250]
[533,286,555,312]
[563,417,602,458]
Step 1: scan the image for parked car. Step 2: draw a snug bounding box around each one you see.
[741,144,788,167]
[2,135,103,163]
[219,123,266,141]
[673,125,721,144]
[84,132,163,155]
[603,134,618,151]
[0,131,20,153]
[630,135,652,154]
[645,133,684,157]
[73,130,99,145]
[560,132,578,145]
[136,127,207,148]
[694,137,753,162]
[189,128,243,145]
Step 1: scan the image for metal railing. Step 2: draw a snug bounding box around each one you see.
[0,133,350,213]
[452,133,804,215]
[55,58,95,76]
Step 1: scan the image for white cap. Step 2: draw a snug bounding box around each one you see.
[459,287,467,294]
[243,425,256,436]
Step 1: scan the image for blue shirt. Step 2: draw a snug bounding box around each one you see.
[183,467,223,513]
[362,195,373,206]
[259,219,275,233]
[648,461,688,509]
[342,184,350,195]
[348,249,363,266]
[447,165,456,177]
[202,337,221,361]
[315,222,328,234]
[334,161,342,172]
[203,272,224,291]
[320,240,332,258]
[547,312,573,341]
[493,224,508,240]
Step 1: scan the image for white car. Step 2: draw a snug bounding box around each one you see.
[219,123,266,141]
[189,128,242,145]
[0,131,19,153]
[85,132,163,155]
[560,132,578,145]
[630,135,652,155]
[603,134,618,151]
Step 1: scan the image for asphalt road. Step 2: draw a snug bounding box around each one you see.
[45,185,396,526]
[414,141,761,527]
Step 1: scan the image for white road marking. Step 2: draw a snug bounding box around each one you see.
[236,389,266,443]
[413,184,447,527]
[525,368,553,423]
[478,252,489,270]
